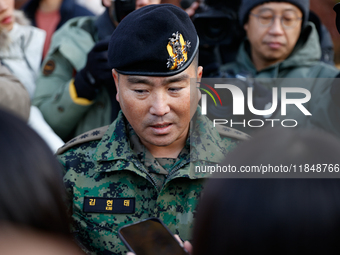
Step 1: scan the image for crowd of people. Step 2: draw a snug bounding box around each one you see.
[1,0,340,254]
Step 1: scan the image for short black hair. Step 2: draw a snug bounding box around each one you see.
[193,128,340,255]
[0,108,71,237]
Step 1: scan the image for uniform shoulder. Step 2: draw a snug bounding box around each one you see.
[57,125,109,155]
[215,125,251,141]
[311,61,339,78]
[49,15,96,48]
[59,15,96,31]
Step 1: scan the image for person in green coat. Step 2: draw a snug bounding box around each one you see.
[33,0,160,141]
[58,4,248,254]
[219,0,340,136]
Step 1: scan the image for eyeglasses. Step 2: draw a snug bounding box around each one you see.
[250,9,302,29]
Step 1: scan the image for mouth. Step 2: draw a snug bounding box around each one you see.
[1,16,12,25]
[265,42,284,49]
[149,123,173,135]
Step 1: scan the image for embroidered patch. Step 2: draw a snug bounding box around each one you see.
[83,197,135,214]
[43,60,56,76]
[166,31,191,70]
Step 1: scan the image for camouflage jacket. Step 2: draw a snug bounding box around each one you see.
[58,108,240,254]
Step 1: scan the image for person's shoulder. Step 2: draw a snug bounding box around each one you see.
[216,125,251,141]
[310,61,339,78]
[71,2,95,17]
[53,15,96,38]
[12,11,46,40]
[220,60,241,74]
[46,15,96,67]
[57,125,109,155]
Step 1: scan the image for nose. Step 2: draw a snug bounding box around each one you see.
[149,93,170,116]
[268,16,284,35]
[0,2,8,12]
[135,0,150,9]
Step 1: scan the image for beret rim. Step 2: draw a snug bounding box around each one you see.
[114,36,199,77]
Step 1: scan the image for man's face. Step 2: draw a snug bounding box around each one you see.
[112,63,203,151]
[0,0,15,31]
[244,2,303,69]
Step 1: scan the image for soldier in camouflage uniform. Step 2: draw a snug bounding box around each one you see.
[58,4,249,254]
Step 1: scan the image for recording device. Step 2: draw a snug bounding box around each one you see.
[118,218,189,255]
[111,0,136,23]
[181,0,243,46]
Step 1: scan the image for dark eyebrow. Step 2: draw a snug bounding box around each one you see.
[127,73,190,86]
[162,73,190,85]
[258,7,298,13]
[127,76,154,85]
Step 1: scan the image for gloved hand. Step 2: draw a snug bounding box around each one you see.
[74,38,113,100]
[330,72,340,108]
[334,3,340,34]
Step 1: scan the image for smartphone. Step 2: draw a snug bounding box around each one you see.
[118,217,189,255]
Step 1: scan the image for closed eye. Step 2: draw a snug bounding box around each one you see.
[168,87,182,92]
[134,90,148,94]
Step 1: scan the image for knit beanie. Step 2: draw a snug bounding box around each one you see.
[239,0,309,27]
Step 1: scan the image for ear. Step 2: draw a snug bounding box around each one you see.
[112,69,120,102]
[196,66,203,82]
[196,66,203,101]
[244,22,249,32]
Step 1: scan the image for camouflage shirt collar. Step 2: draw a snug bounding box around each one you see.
[189,106,228,163]
[93,111,135,162]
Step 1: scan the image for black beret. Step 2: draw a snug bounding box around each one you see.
[108,4,199,76]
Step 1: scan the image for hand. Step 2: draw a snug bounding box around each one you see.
[185,1,199,18]
[75,38,113,89]
[174,234,193,254]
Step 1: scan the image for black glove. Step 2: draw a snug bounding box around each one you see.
[74,38,113,100]
[334,3,340,34]
[330,72,340,108]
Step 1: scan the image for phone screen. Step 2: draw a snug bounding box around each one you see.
[119,218,188,255]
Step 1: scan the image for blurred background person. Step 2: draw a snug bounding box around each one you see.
[0,108,84,255]
[0,0,64,152]
[0,62,30,121]
[75,0,105,15]
[200,0,340,138]
[14,0,28,9]
[192,128,340,255]
[22,0,94,59]
[33,0,161,142]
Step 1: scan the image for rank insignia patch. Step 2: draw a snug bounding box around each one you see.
[43,60,56,76]
[83,197,135,214]
[167,31,191,70]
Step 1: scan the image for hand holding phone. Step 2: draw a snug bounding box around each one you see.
[119,218,189,255]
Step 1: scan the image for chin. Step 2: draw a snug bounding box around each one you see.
[148,137,176,147]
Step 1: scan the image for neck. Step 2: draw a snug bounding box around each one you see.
[143,130,189,159]
[251,51,280,71]
[39,0,62,13]
[145,141,185,159]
